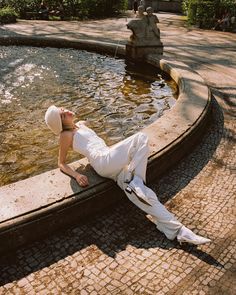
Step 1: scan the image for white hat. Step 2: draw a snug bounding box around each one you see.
[45,105,63,135]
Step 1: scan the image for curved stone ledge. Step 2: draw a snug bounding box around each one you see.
[0,37,212,253]
[0,35,126,56]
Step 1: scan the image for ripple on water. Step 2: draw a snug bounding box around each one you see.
[0,46,178,185]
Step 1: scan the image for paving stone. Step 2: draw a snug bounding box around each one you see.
[0,12,236,295]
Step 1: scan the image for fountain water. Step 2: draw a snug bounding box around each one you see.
[0,46,177,186]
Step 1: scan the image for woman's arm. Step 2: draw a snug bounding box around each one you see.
[58,131,89,187]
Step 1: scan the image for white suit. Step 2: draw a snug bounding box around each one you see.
[73,123,182,240]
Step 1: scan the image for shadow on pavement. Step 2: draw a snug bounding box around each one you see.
[151,97,223,204]
[0,98,224,285]
[0,197,224,286]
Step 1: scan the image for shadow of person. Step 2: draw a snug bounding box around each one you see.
[0,97,224,286]
[179,244,224,268]
[0,196,223,286]
[68,160,112,192]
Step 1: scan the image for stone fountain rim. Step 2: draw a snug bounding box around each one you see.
[0,37,211,253]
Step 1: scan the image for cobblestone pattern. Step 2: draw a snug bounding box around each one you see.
[0,94,235,294]
[0,13,236,295]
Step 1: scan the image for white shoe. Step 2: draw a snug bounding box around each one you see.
[177,226,211,245]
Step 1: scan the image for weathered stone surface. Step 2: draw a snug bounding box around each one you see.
[0,12,235,295]
[126,12,164,59]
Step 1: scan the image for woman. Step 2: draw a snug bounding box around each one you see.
[45,105,211,245]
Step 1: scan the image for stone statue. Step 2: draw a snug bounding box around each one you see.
[146,6,160,39]
[127,6,161,46]
[136,5,145,19]
[127,11,148,44]
[126,6,163,59]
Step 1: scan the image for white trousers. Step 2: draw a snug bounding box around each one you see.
[91,132,149,182]
[93,132,183,240]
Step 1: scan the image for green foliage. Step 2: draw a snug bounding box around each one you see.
[182,0,236,28]
[78,0,128,18]
[0,0,128,19]
[0,0,35,18]
[0,6,18,23]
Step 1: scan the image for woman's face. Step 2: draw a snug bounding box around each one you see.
[59,107,74,126]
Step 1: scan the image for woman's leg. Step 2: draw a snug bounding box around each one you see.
[117,177,211,244]
[123,132,149,181]
[96,132,211,245]
[106,132,179,240]
[100,132,149,181]
[117,173,182,240]
[115,134,211,244]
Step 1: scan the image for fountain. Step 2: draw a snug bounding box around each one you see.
[0,11,211,253]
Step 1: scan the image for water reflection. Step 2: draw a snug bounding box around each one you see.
[0,46,178,185]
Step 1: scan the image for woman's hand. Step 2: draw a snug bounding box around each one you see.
[75,173,89,187]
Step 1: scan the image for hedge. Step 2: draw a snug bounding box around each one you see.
[0,0,128,20]
[182,0,236,28]
[0,6,18,24]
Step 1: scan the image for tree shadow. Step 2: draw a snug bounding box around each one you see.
[0,197,224,286]
[150,97,224,204]
[0,23,229,287]
[0,98,225,286]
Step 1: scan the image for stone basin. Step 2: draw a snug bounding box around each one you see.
[0,36,211,253]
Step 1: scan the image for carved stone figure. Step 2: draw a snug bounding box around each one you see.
[126,6,163,59]
[146,6,160,39]
[127,7,161,46]
[136,5,145,19]
[127,18,148,45]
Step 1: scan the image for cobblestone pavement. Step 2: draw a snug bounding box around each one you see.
[0,12,236,295]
